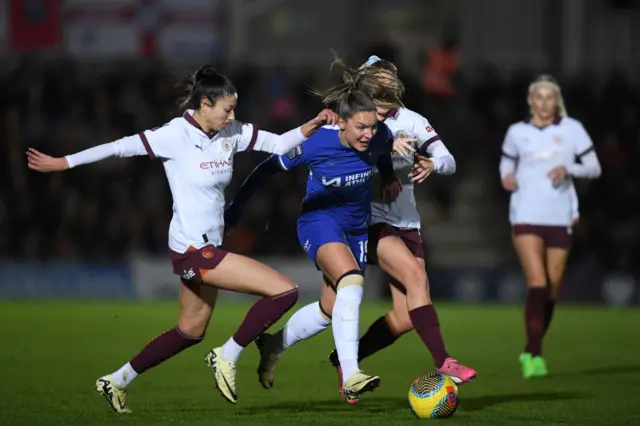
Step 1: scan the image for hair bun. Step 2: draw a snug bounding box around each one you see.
[194,65,217,83]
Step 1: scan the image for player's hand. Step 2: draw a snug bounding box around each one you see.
[411,154,434,183]
[381,177,403,202]
[26,148,69,172]
[314,108,339,126]
[302,109,339,137]
[547,166,568,185]
[501,173,517,191]
[392,136,418,157]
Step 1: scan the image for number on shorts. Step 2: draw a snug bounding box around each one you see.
[358,240,368,264]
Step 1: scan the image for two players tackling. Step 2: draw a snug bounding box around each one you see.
[27,65,339,412]
[500,75,601,378]
[226,55,476,402]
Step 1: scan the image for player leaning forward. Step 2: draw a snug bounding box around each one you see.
[26,65,338,411]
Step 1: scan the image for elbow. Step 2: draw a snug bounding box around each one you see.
[447,156,457,175]
[592,163,602,179]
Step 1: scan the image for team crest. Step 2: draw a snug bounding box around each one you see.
[286,146,303,160]
[201,247,215,259]
[221,139,233,151]
[553,134,564,144]
[425,126,434,133]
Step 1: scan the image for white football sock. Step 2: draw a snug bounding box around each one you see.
[111,362,138,389]
[332,285,363,384]
[221,337,244,363]
[273,301,331,353]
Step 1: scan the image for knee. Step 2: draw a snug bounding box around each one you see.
[178,306,212,338]
[177,321,207,340]
[399,265,428,295]
[274,286,299,310]
[336,270,364,293]
[264,274,299,298]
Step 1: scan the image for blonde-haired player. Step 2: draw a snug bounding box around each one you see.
[323,56,477,385]
[499,75,601,378]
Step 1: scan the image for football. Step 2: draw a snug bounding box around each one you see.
[408,372,459,419]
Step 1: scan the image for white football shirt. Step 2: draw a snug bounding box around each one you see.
[66,110,307,252]
[370,107,456,229]
[499,116,601,226]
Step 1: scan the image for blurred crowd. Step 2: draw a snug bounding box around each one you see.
[0,57,638,274]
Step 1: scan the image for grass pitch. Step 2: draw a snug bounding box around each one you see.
[0,301,638,425]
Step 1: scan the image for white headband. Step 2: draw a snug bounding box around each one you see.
[528,80,561,95]
[360,55,382,69]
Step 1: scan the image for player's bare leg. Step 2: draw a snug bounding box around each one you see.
[317,242,380,403]
[513,234,548,378]
[96,280,216,413]
[201,253,299,403]
[357,236,474,383]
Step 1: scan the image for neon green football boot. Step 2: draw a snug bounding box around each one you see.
[519,353,535,379]
[532,355,548,377]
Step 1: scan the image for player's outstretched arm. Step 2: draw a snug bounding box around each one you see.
[377,143,403,202]
[26,134,150,173]
[225,155,286,227]
[250,109,338,156]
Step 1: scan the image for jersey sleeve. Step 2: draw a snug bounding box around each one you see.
[571,121,594,159]
[138,122,180,160]
[567,121,601,178]
[499,126,519,179]
[376,124,395,179]
[413,114,442,155]
[275,140,310,171]
[65,132,160,169]
[234,121,260,152]
[234,121,307,155]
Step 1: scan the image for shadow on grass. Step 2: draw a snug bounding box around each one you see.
[549,365,640,378]
[238,391,589,414]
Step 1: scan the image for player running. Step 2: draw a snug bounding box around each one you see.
[323,56,477,385]
[499,75,601,378]
[225,61,410,403]
[26,65,338,411]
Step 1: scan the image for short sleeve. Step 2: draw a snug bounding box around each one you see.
[138,122,179,160]
[412,114,441,152]
[234,121,259,152]
[277,142,309,170]
[571,121,595,159]
[501,126,519,160]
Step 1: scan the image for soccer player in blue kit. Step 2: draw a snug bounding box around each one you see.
[225,64,413,403]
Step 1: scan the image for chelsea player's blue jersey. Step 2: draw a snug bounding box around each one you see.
[276,122,393,232]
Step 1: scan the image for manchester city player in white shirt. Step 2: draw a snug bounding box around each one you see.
[325,56,477,385]
[499,75,601,379]
[26,65,338,411]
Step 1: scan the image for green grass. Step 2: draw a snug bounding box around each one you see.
[0,301,638,425]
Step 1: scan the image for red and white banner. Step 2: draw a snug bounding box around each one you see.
[9,0,61,51]
[63,0,223,60]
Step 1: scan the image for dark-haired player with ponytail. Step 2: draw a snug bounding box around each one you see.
[26,65,338,411]
[225,59,414,404]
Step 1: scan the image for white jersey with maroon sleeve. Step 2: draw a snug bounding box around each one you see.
[371,107,456,229]
[140,110,308,252]
[499,116,601,227]
[66,109,308,253]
